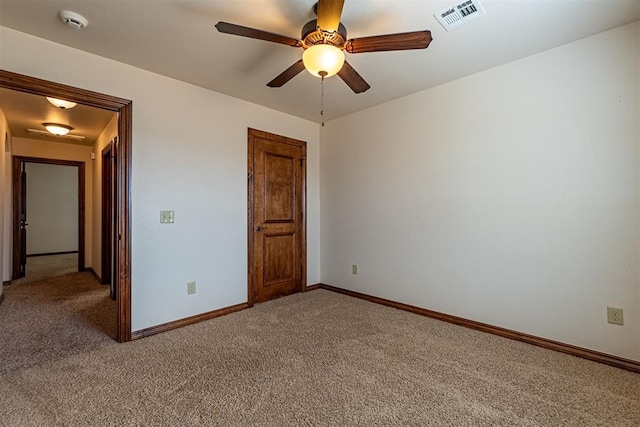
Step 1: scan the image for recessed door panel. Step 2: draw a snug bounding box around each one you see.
[264,154,295,223]
[263,232,296,285]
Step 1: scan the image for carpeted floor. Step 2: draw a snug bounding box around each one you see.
[0,288,639,426]
[0,256,116,375]
[12,253,79,285]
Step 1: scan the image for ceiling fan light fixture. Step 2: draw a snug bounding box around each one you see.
[43,123,73,136]
[46,97,78,109]
[302,44,345,78]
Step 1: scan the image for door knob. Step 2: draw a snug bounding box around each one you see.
[256,226,267,232]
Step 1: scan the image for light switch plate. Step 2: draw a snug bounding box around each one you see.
[160,210,174,223]
[187,281,196,295]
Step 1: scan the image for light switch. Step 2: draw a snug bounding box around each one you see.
[160,210,174,224]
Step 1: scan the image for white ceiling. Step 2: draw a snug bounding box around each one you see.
[1,0,639,123]
[0,88,116,146]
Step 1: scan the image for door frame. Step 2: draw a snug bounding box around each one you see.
[12,157,85,277]
[0,69,133,342]
[247,128,307,307]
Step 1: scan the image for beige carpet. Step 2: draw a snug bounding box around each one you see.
[12,253,79,285]
[1,289,639,426]
[0,270,116,375]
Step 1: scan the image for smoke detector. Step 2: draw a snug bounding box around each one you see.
[435,0,486,31]
[58,10,88,30]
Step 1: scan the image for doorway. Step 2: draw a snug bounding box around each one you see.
[0,69,133,342]
[12,157,85,280]
[247,128,307,305]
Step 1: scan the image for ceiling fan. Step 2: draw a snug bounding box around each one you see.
[215,0,432,94]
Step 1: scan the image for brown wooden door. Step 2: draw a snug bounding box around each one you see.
[248,129,306,304]
[18,164,27,278]
[101,142,114,297]
[112,137,119,301]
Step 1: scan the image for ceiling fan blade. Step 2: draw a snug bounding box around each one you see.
[337,61,370,94]
[215,22,302,47]
[267,60,306,88]
[316,0,345,33]
[345,30,432,54]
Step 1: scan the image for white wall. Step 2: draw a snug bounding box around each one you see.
[321,23,640,361]
[0,26,321,332]
[25,163,78,255]
[92,114,118,280]
[12,137,93,268]
[0,108,9,288]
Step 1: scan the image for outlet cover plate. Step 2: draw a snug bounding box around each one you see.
[160,210,174,224]
[607,306,623,325]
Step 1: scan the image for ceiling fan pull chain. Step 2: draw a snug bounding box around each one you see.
[320,74,325,127]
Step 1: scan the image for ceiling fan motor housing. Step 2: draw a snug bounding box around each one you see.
[302,19,347,48]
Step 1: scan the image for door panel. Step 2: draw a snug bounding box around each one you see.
[264,154,295,222]
[101,142,114,296]
[19,166,27,278]
[264,232,296,283]
[111,137,119,300]
[249,129,306,304]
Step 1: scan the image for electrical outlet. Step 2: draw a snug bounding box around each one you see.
[160,210,174,224]
[187,281,196,295]
[352,265,358,275]
[607,306,623,325]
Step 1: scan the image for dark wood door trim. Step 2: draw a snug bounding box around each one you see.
[1,69,133,342]
[12,156,85,277]
[247,128,307,307]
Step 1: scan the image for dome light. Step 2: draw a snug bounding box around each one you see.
[43,123,73,136]
[302,44,345,78]
[46,97,78,109]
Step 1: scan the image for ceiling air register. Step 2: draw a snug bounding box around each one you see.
[435,0,486,31]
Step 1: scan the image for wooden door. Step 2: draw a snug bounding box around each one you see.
[112,137,119,300]
[101,142,114,297]
[18,164,27,278]
[248,129,306,304]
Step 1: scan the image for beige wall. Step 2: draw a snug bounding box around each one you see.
[92,114,118,280]
[25,163,79,255]
[0,26,321,332]
[321,22,640,361]
[12,137,94,268]
[0,108,10,287]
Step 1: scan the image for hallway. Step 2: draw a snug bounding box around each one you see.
[0,255,116,375]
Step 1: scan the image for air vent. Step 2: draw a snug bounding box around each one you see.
[434,0,486,31]
[27,129,85,141]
